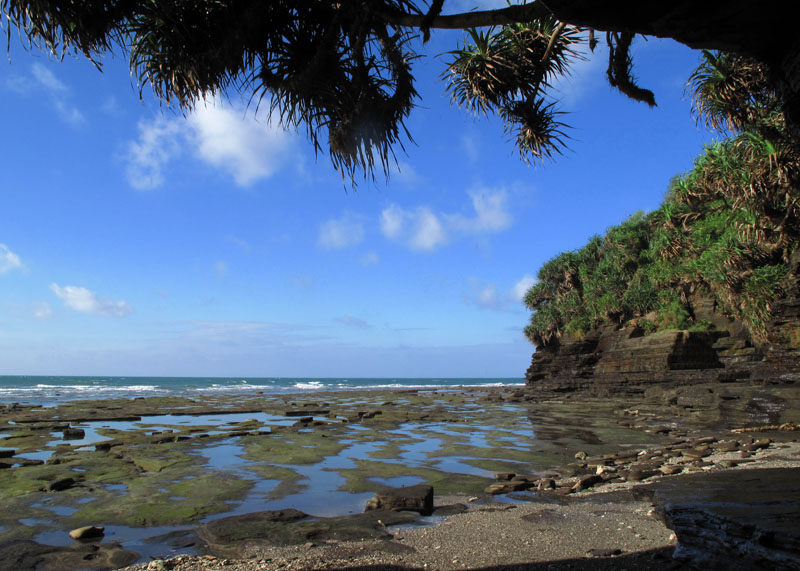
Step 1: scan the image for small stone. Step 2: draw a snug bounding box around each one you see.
[574,450,588,460]
[572,474,602,492]
[494,472,516,481]
[69,525,104,540]
[659,465,683,475]
[537,478,556,491]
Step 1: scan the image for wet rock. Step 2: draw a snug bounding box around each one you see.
[494,472,516,481]
[635,467,800,571]
[484,481,530,495]
[365,484,433,515]
[742,439,772,452]
[0,461,12,469]
[43,477,76,492]
[622,469,657,482]
[284,409,330,417]
[682,447,713,460]
[432,503,469,516]
[659,465,683,475]
[559,462,588,476]
[69,526,104,540]
[198,509,416,558]
[94,440,122,452]
[0,449,16,458]
[572,474,603,492]
[0,539,138,570]
[199,509,309,545]
[537,478,556,491]
[62,428,85,440]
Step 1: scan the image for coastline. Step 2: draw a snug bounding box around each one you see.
[119,437,800,571]
[1,384,799,570]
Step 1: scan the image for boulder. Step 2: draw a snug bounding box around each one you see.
[62,428,85,440]
[364,484,433,515]
[634,467,800,571]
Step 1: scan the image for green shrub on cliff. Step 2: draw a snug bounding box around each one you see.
[524,51,799,348]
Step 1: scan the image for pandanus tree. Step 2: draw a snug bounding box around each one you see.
[2,1,799,181]
[523,50,800,347]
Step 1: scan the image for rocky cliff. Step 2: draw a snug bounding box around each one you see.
[525,292,800,395]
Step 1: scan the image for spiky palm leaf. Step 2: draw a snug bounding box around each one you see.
[688,50,777,134]
[445,15,581,164]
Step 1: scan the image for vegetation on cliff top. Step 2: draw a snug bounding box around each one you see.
[524,51,800,348]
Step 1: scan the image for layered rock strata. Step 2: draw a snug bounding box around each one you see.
[525,295,800,395]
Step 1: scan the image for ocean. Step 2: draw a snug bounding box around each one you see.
[0,375,525,406]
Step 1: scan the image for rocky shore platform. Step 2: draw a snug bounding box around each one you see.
[1,383,798,570]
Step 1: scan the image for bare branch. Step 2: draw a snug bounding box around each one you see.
[383,2,552,30]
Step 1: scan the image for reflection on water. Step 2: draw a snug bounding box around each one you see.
[368,475,425,488]
[1,397,668,566]
[35,523,197,561]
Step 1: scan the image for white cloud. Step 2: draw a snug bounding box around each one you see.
[466,275,537,311]
[30,63,85,125]
[511,275,537,303]
[124,98,294,190]
[50,284,133,317]
[318,214,365,249]
[409,208,447,251]
[447,189,512,233]
[477,283,501,308]
[380,205,447,251]
[465,278,504,311]
[0,244,22,274]
[380,189,511,252]
[380,205,406,239]
[188,99,292,187]
[31,64,67,92]
[360,251,380,266]
[33,302,53,320]
[126,117,183,190]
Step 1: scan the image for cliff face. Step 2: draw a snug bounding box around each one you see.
[525,293,800,395]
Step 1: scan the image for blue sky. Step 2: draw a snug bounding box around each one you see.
[0,14,714,378]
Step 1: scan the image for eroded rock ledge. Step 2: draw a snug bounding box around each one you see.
[525,294,800,396]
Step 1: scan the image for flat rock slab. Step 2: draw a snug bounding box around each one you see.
[0,539,138,571]
[197,508,419,558]
[634,467,800,570]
